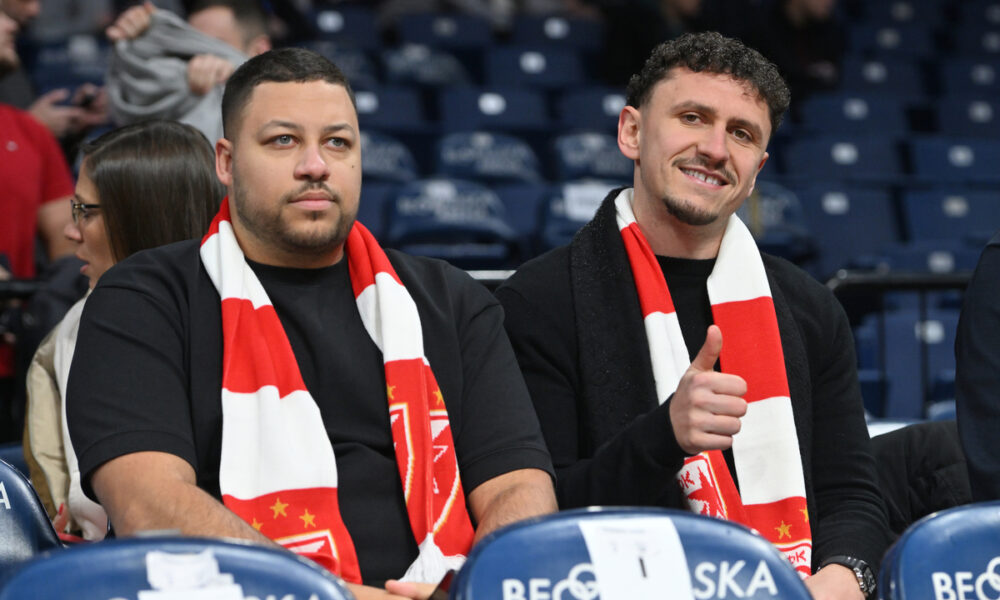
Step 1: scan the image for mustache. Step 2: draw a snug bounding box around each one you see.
[283,182,338,203]
[674,157,735,185]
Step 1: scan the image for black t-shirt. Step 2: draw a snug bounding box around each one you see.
[656,255,715,362]
[67,240,553,585]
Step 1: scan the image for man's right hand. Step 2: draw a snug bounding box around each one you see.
[187,54,235,95]
[669,325,748,454]
[106,0,155,42]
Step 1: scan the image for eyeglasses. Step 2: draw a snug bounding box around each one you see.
[70,199,101,225]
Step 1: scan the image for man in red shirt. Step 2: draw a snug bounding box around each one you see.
[0,5,75,430]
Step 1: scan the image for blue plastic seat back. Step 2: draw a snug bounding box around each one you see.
[438,86,550,133]
[797,93,909,136]
[882,240,981,274]
[840,57,925,96]
[310,5,379,50]
[909,137,1000,185]
[940,59,1000,95]
[0,536,352,600]
[436,131,542,183]
[556,86,626,134]
[936,95,1000,138]
[958,1,1000,29]
[298,42,378,90]
[795,184,900,277]
[857,0,945,26]
[451,507,812,600]
[879,501,1000,600]
[395,12,493,50]
[381,44,472,88]
[552,132,633,182]
[355,86,429,134]
[30,35,109,93]
[386,178,519,269]
[360,131,419,183]
[357,181,399,243]
[484,46,586,90]
[0,459,62,579]
[782,136,903,184]
[902,189,1000,248]
[847,23,935,58]
[953,24,1000,58]
[509,14,606,51]
[539,180,618,251]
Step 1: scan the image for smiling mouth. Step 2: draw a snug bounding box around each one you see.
[681,168,727,186]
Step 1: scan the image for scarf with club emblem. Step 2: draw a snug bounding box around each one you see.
[614,189,812,577]
[199,199,474,584]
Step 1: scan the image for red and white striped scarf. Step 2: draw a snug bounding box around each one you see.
[199,200,474,584]
[614,189,813,577]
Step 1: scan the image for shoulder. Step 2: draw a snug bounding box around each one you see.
[763,253,837,309]
[496,245,572,307]
[93,239,208,303]
[385,249,497,315]
[0,104,55,147]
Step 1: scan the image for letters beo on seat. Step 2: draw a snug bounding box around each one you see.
[450,506,812,600]
[879,501,1000,600]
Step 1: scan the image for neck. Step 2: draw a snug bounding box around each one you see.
[630,188,726,260]
[230,223,345,269]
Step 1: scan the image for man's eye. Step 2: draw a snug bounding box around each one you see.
[328,137,346,147]
[273,134,294,145]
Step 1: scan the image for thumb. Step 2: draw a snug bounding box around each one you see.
[690,324,723,372]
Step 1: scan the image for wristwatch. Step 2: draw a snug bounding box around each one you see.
[820,555,876,598]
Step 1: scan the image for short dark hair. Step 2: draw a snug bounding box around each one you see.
[625,32,790,138]
[221,47,356,139]
[189,0,267,47]
[80,120,223,262]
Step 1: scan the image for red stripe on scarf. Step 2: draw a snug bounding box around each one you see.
[744,496,811,545]
[346,222,404,297]
[621,223,676,316]
[712,297,791,403]
[224,488,361,583]
[219,298,307,396]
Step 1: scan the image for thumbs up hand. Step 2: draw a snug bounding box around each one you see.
[669,325,748,454]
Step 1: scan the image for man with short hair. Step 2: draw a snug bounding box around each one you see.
[67,48,556,600]
[105,0,272,142]
[497,32,889,599]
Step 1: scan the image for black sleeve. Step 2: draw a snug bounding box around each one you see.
[955,239,1000,501]
[496,264,688,510]
[800,279,890,571]
[66,261,197,501]
[434,265,555,495]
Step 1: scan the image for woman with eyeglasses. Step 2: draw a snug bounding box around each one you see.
[24,120,222,541]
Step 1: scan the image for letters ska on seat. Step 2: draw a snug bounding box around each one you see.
[879,501,1000,600]
[0,458,62,575]
[451,507,811,600]
[0,536,353,600]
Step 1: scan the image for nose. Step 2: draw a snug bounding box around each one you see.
[293,144,330,181]
[64,220,82,243]
[697,124,730,166]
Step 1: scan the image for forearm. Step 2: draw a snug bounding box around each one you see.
[468,468,556,544]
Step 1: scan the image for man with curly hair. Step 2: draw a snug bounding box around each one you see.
[497,32,889,599]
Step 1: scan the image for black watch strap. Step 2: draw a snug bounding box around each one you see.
[820,555,876,598]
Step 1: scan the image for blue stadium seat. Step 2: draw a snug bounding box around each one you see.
[782,136,903,184]
[902,189,1000,247]
[357,181,398,243]
[386,178,521,269]
[299,42,378,90]
[355,86,429,134]
[863,308,959,418]
[936,95,1000,138]
[879,501,1000,600]
[0,444,27,479]
[939,59,1000,95]
[310,5,380,50]
[494,182,551,261]
[29,35,109,93]
[0,459,63,579]
[436,131,542,183]
[953,24,1000,58]
[552,132,632,182]
[539,180,618,251]
[395,11,493,50]
[909,137,1000,185]
[882,240,981,274]
[360,131,419,183]
[795,184,899,277]
[509,14,605,51]
[438,86,550,133]
[484,46,586,90]
[847,23,935,58]
[857,0,945,25]
[0,536,352,600]
[840,56,925,96]
[797,93,909,136]
[556,86,626,133]
[736,179,813,263]
[451,507,812,600]
[381,44,472,88]
[958,0,1000,28]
